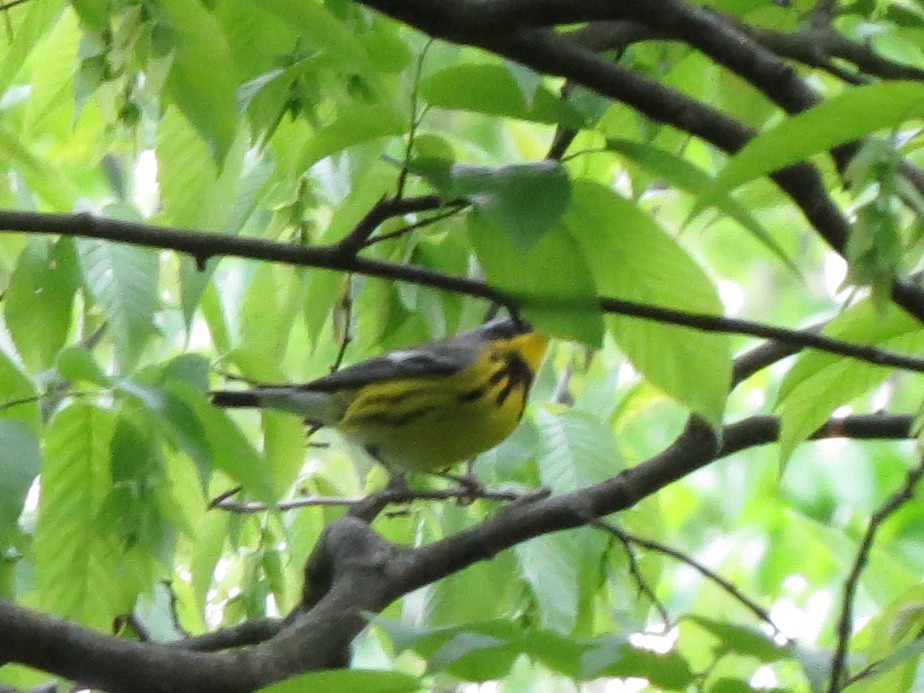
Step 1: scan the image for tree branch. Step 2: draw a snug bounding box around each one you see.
[0,411,912,690]
[827,450,924,692]
[3,210,923,373]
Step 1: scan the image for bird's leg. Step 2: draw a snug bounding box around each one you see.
[436,458,483,503]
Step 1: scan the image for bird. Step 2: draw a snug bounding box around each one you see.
[211,317,549,476]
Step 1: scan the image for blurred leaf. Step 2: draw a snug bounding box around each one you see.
[686,615,789,662]
[77,239,159,372]
[565,180,731,425]
[170,385,275,502]
[605,139,796,271]
[775,300,924,462]
[5,239,79,371]
[452,161,572,253]
[0,421,40,543]
[33,403,115,625]
[698,81,924,209]
[376,618,693,687]
[468,213,603,346]
[0,123,77,209]
[0,349,39,431]
[421,63,585,128]
[161,0,238,163]
[257,670,420,693]
[56,346,109,386]
[298,103,405,171]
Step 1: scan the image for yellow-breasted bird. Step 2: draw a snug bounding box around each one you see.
[211,317,549,475]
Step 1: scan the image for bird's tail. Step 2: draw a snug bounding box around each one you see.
[211,387,341,426]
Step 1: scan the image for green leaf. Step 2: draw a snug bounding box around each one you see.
[56,346,109,386]
[534,407,622,492]
[375,618,694,687]
[0,348,39,431]
[257,670,420,693]
[77,238,159,372]
[604,139,796,271]
[297,103,405,171]
[161,0,238,163]
[0,420,41,543]
[685,615,789,662]
[421,63,585,128]
[171,385,276,502]
[452,161,572,252]
[775,300,924,462]
[5,238,79,371]
[116,380,212,489]
[71,0,110,31]
[33,403,116,624]
[468,213,603,346]
[565,180,732,425]
[261,0,379,85]
[514,409,616,634]
[699,81,924,208]
[0,123,77,209]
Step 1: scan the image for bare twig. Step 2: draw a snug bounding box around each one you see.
[594,519,788,641]
[827,451,924,692]
[395,39,434,199]
[213,485,529,514]
[596,520,672,631]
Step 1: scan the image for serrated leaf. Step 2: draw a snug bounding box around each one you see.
[33,403,115,623]
[0,420,40,542]
[116,380,212,489]
[698,81,924,210]
[534,407,622,492]
[161,0,238,163]
[5,238,78,371]
[256,670,419,693]
[77,238,159,371]
[775,300,924,462]
[468,213,602,346]
[421,63,585,128]
[565,180,731,425]
[453,161,572,253]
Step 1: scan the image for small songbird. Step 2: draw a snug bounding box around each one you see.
[211,317,549,475]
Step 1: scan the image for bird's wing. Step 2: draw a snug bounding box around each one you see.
[304,344,478,392]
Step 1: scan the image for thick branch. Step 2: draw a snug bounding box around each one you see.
[0,412,912,690]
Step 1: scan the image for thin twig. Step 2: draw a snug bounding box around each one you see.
[395,39,434,199]
[593,519,789,641]
[3,210,924,373]
[597,520,672,631]
[828,451,924,692]
[330,282,353,374]
[213,485,529,513]
[360,204,466,249]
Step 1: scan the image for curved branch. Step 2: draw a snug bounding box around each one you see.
[0,412,912,690]
[3,210,924,373]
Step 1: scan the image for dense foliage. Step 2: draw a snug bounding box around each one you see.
[0,0,923,691]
